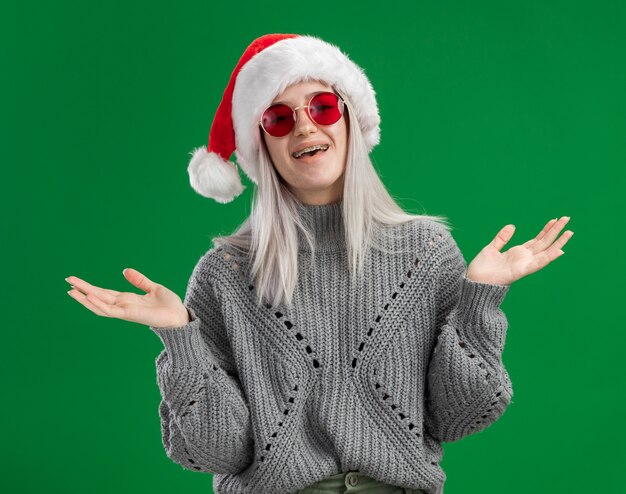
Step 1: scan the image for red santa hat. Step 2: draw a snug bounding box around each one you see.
[188,33,381,203]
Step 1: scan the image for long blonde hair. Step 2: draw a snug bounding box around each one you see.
[213,85,451,309]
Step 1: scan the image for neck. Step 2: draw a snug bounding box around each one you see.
[294,199,345,253]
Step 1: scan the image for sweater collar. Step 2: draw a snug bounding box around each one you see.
[294,199,345,253]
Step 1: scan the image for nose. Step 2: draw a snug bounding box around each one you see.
[293,105,317,136]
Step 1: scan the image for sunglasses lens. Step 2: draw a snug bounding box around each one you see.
[309,92,344,125]
[261,104,294,137]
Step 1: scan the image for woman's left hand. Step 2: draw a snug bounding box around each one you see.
[466,216,574,286]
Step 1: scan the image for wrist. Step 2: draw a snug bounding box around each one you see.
[157,307,191,329]
[466,270,510,286]
[174,307,191,327]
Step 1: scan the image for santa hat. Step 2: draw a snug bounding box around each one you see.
[188,33,381,203]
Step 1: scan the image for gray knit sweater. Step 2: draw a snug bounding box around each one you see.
[149,200,513,494]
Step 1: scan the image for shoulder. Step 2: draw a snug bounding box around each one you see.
[405,217,465,269]
[373,216,457,261]
[191,244,251,289]
[404,217,457,250]
[189,248,223,279]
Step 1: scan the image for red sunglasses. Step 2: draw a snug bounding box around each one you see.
[259,91,346,137]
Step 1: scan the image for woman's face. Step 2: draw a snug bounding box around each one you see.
[261,80,349,205]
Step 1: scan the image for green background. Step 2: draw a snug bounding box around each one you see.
[3,0,624,493]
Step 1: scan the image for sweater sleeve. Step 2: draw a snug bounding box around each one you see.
[424,228,514,443]
[149,253,254,474]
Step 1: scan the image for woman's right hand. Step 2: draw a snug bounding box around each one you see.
[66,268,191,328]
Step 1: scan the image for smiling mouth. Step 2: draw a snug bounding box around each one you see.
[296,149,323,159]
[292,144,330,159]
[292,148,330,163]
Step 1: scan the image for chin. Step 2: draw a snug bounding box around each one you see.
[300,171,342,185]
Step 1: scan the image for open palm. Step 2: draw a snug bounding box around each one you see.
[466,216,574,286]
[66,268,190,328]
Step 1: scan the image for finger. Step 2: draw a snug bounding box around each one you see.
[84,292,128,319]
[489,224,516,252]
[68,288,108,317]
[533,244,566,271]
[123,268,159,294]
[66,276,119,304]
[532,216,571,253]
[550,230,574,251]
[522,218,558,248]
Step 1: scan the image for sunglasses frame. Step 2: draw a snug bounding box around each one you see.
[258,90,346,137]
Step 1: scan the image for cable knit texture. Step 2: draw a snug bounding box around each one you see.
[149,199,513,494]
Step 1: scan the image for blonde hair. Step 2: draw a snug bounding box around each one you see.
[213,86,451,309]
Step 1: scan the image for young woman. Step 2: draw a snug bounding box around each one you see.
[66,34,573,494]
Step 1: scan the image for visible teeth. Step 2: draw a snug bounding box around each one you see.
[293,144,329,158]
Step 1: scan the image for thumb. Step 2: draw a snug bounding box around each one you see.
[123,268,158,293]
[490,224,516,252]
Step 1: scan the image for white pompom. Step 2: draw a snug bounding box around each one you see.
[187,147,245,203]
